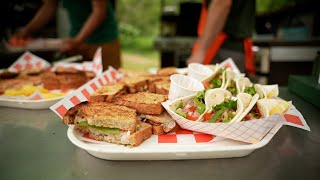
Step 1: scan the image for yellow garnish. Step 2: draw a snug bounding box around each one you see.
[269,101,289,115]
[267,89,278,98]
[4,85,65,99]
[42,93,65,99]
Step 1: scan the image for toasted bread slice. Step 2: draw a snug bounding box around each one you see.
[63,102,88,125]
[0,70,19,79]
[138,111,177,134]
[121,76,149,93]
[118,68,152,77]
[76,102,137,132]
[114,92,167,115]
[90,82,127,102]
[41,72,60,90]
[57,73,87,90]
[55,66,79,74]
[152,125,165,135]
[148,76,170,93]
[75,121,152,147]
[157,67,177,76]
[153,79,170,95]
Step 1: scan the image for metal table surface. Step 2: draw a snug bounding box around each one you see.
[1,87,319,180]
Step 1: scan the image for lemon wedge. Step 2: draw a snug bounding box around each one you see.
[269,100,289,115]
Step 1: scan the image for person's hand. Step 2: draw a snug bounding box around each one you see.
[186,49,206,65]
[8,28,32,47]
[60,38,82,54]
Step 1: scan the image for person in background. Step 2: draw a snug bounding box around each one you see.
[187,0,256,75]
[9,0,120,70]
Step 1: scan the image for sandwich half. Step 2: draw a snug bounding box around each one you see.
[114,92,168,115]
[63,101,152,147]
[90,82,127,102]
[138,111,179,135]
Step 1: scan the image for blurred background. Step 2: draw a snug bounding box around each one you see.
[0,0,319,85]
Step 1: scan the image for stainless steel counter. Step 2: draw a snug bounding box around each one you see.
[1,87,319,180]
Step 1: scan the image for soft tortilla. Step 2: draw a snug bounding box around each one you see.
[233,94,260,122]
[202,65,227,89]
[236,77,252,93]
[168,94,207,122]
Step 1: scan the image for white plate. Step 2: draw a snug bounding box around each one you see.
[4,38,62,52]
[0,96,64,109]
[67,122,283,160]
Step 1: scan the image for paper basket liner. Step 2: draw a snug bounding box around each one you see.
[52,47,103,75]
[163,100,309,144]
[50,66,122,118]
[8,51,51,72]
[220,58,241,74]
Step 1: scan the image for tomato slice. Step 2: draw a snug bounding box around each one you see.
[188,106,196,112]
[244,115,251,120]
[186,114,198,121]
[203,81,210,89]
[203,113,212,121]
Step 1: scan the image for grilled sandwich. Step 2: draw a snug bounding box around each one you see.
[63,101,152,147]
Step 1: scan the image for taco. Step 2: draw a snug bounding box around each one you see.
[223,69,237,96]
[235,94,262,121]
[202,91,252,123]
[235,77,253,94]
[202,67,227,90]
[254,84,279,99]
[171,91,207,121]
[257,98,290,117]
[236,95,290,122]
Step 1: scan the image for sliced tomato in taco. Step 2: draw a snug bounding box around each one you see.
[174,91,206,121]
[203,67,227,89]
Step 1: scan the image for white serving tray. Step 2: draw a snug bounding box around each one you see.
[67,122,283,160]
[0,96,64,109]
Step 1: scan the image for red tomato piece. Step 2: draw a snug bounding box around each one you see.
[188,106,196,112]
[186,114,198,121]
[203,113,212,121]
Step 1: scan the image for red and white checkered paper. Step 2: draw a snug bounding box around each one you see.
[52,47,103,75]
[163,98,310,144]
[8,51,51,72]
[50,66,122,119]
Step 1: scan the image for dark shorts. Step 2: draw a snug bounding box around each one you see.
[213,48,245,73]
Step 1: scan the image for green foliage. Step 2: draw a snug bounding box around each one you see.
[117,0,162,65]
[117,0,161,36]
[256,0,297,15]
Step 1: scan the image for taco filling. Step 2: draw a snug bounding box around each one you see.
[244,85,256,96]
[205,68,226,89]
[242,104,261,121]
[175,91,206,121]
[226,80,237,96]
[203,98,237,123]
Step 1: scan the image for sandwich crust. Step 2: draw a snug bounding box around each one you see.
[138,111,177,134]
[76,121,152,147]
[114,92,167,115]
[90,82,127,102]
[121,76,149,93]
